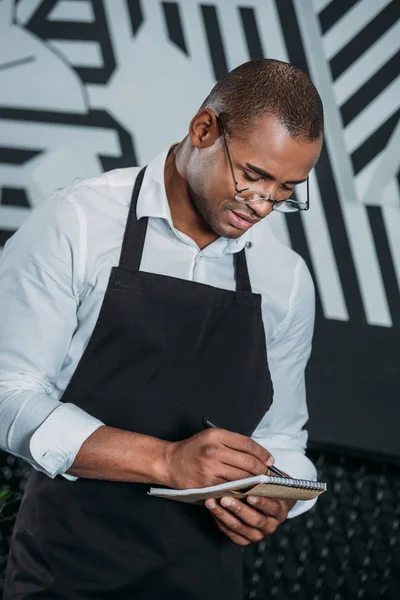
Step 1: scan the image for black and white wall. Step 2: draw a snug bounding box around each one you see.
[1,0,399,458]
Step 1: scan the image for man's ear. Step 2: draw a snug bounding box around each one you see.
[189,109,220,149]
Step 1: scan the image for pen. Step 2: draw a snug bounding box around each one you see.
[202,416,288,478]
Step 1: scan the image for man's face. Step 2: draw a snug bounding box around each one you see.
[187,113,323,239]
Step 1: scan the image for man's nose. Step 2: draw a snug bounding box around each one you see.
[251,183,280,218]
[250,198,275,218]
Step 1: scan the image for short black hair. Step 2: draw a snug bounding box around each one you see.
[201,59,323,142]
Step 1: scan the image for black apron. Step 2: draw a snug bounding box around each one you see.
[4,167,274,600]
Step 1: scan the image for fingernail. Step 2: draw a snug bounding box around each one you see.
[267,456,275,466]
[221,497,233,507]
[206,500,216,509]
[247,496,258,505]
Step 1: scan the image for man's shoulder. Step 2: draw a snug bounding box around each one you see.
[32,166,144,276]
[62,166,142,209]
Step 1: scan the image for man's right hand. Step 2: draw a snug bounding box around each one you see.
[68,425,273,488]
[163,428,274,490]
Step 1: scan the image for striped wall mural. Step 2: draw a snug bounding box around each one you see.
[0,0,399,456]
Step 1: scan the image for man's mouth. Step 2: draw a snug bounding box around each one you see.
[227,210,259,231]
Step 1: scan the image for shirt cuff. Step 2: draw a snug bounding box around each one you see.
[29,402,104,479]
[257,447,319,519]
[287,495,318,519]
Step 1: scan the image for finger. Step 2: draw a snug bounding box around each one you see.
[219,497,270,531]
[218,448,270,477]
[246,496,289,523]
[218,430,274,467]
[205,498,265,543]
[216,462,264,482]
[212,516,251,546]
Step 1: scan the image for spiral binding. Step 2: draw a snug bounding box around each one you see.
[264,475,327,490]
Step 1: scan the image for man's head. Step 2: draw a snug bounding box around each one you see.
[175,59,323,240]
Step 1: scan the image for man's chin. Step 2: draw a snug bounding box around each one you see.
[214,222,247,239]
[206,209,248,239]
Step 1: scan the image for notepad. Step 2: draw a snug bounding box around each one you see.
[148,475,327,504]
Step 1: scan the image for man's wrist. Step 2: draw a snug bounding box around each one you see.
[150,439,173,487]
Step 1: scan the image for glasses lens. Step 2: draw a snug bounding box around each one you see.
[234,189,271,204]
[273,199,308,213]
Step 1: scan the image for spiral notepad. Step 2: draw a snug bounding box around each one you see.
[148,475,327,504]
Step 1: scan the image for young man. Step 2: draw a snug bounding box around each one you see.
[0,59,323,599]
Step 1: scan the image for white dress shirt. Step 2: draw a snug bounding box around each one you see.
[0,148,317,518]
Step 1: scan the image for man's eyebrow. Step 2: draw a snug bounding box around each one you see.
[245,163,307,185]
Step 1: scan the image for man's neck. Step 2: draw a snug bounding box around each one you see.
[164,146,218,250]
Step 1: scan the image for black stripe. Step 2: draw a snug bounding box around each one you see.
[367,206,400,327]
[351,109,399,175]
[274,0,308,73]
[318,0,360,35]
[0,230,14,247]
[126,0,144,36]
[0,148,41,165]
[201,5,229,80]
[26,0,97,40]
[1,187,30,208]
[77,0,116,84]
[276,0,366,322]
[25,0,116,84]
[28,22,98,40]
[0,108,138,169]
[284,213,323,317]
[315,146,366,321]
[340,51,400,127]
[330,2,400,81]
[239,7,265,60]
[0,106,126,126]
[162,2,188,55]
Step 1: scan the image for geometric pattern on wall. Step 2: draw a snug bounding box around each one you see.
[0,0,399,329]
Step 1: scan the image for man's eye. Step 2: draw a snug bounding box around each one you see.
[242,171,263,183]
[282,184,295,192]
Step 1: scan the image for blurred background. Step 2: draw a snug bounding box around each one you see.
[0,0,399,597]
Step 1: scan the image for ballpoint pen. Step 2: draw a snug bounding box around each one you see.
[202,416,288,478]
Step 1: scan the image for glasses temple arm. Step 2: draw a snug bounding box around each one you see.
[217,118,239,188]
[305,176,310,210]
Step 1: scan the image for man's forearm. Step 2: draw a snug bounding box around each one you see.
[67,425,170,485]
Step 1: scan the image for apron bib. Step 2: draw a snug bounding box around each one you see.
[5,167,273,600]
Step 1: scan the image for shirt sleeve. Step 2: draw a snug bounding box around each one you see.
[251,257,318,518]
[0,192,104,479]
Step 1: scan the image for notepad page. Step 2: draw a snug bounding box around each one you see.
[149,474,326,497]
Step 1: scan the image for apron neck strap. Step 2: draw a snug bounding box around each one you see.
[119,166,253,293]
[234,249,252,293]
[119,167,148,271]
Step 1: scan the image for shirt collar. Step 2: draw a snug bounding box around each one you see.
[136,147,250,255]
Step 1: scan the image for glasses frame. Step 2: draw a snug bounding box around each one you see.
[217,117,310,212]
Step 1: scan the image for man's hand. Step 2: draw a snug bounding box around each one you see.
[205,495,296,546]
[164,428,274,489]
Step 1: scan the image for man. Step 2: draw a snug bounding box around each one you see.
[0,59,323,599]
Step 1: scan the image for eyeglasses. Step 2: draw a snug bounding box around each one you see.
[217,118,309,213]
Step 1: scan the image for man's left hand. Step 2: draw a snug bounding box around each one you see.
[205,496,296,546]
